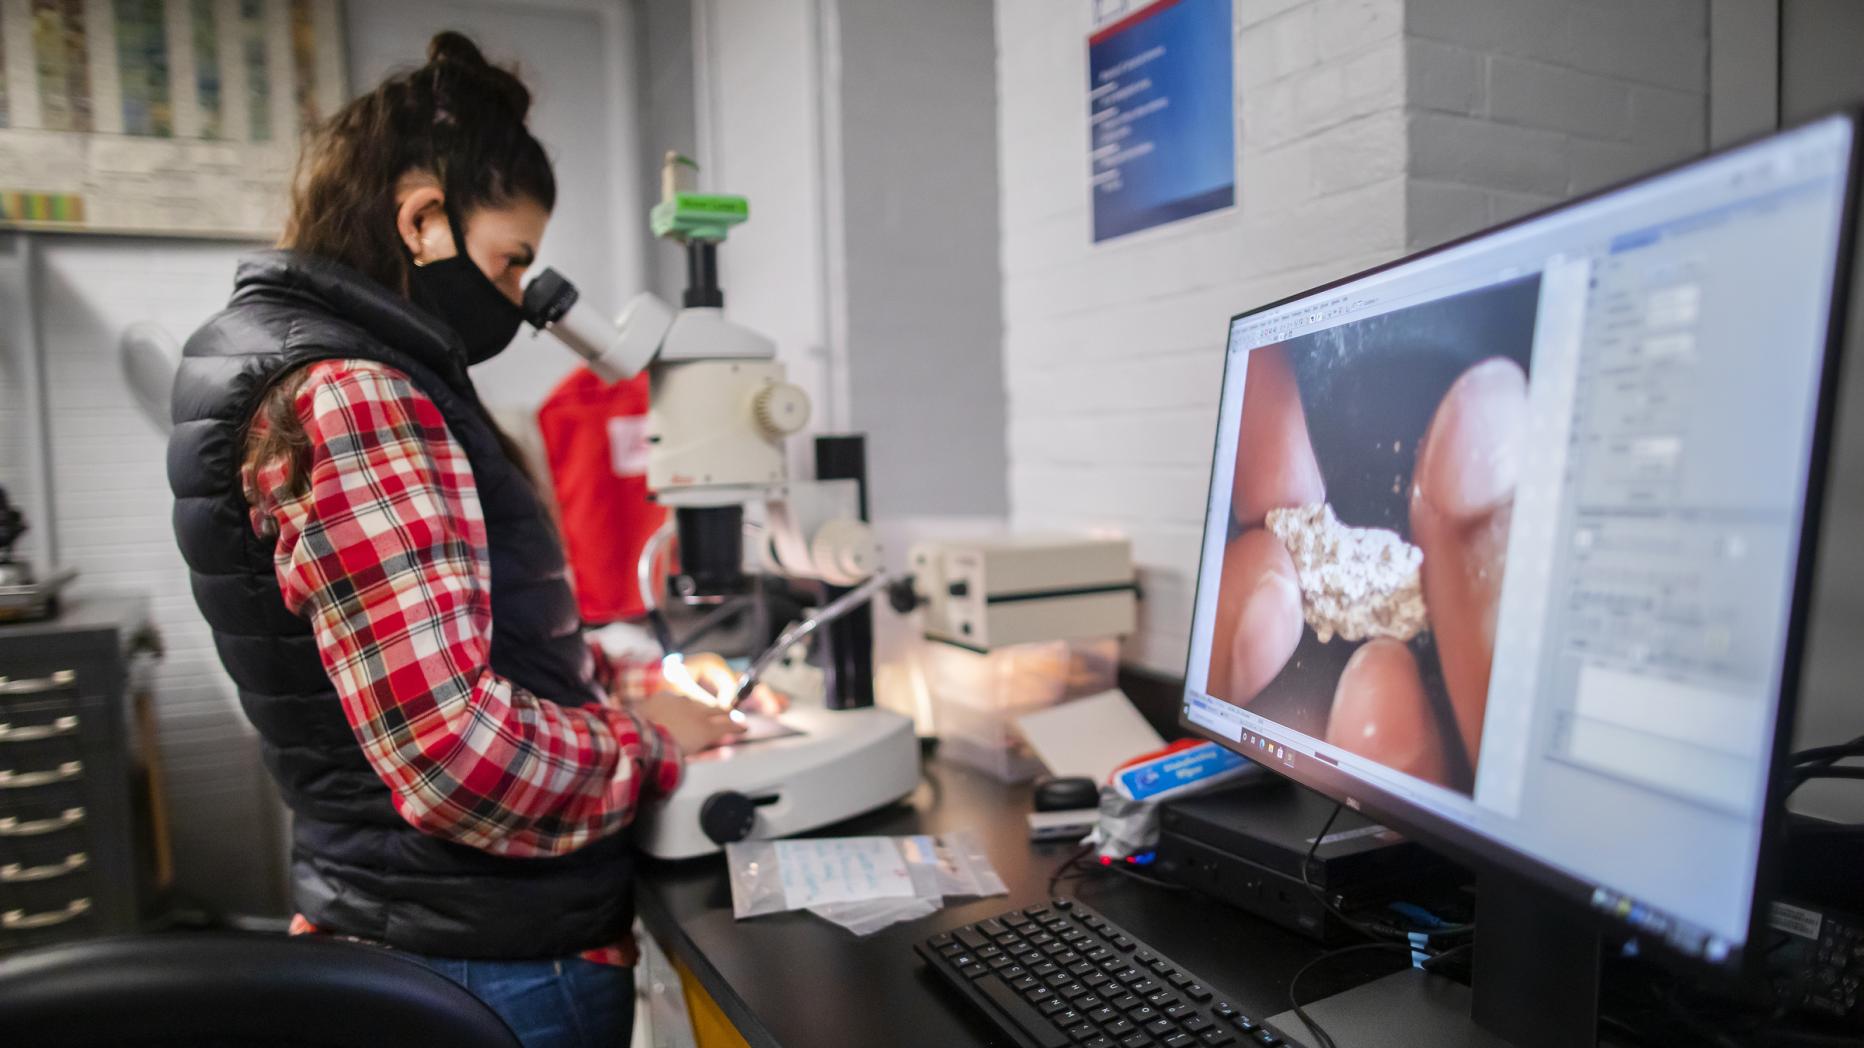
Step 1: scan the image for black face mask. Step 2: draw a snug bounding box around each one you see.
[410,205,525,367]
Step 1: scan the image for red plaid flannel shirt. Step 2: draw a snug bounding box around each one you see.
[249,360,675,966]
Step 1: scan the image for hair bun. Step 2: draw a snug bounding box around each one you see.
[427,31,489,70]
[423,31,532,124]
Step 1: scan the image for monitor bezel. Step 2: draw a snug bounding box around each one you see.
[1176,106,1863,978]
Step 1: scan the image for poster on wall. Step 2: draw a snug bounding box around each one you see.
[1088,0,1234,242]
[0,0,346,238]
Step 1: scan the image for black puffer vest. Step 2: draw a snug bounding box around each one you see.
[168,250,634,959]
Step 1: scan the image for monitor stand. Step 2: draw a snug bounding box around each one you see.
[1265,872,1602,1048]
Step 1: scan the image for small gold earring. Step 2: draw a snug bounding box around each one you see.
[413,255,430,268]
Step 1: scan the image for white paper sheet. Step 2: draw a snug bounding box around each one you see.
[773,837,917,908]
[1015,688,1165,784]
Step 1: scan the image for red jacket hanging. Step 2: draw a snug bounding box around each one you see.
[538,367,666,624]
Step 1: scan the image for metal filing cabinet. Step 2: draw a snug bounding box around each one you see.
[0,596,162,953]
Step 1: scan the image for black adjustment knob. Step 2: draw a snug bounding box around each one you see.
[887,575,922,615]
[700,791,758,845]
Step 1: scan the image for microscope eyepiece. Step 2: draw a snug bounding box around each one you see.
[521,267,580,328]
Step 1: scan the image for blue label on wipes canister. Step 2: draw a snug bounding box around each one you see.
[1115,743,1248,800]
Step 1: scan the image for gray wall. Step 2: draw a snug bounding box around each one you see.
[837,0,1008,518]
[634,0,700,303]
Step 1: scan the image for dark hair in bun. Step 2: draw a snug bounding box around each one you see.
[280,30,556,296]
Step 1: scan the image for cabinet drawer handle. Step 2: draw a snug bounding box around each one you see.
[0,671,76,696]
[0,807,84,836]
[0,761,82,789]
[0,715,78,742]
[0,852,87,883]
[2,897,91,930]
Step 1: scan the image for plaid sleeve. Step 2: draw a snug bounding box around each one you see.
[249,360,680,857]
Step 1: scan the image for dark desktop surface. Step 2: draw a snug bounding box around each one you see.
[635,756,1402,1048]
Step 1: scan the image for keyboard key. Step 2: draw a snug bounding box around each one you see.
[979,977,1070,1048]
[1144,1018,1175,1037]
[996,932,1024,946]
[1030,933,1058,947]
[1081,1037,1115,1048]
[1213,1003,1236,1019]
[1078,994,1106,1010]
[1084,946,1113,961]
[1039,998,1070,1017]
[1011,975,1039,992]
[1135,950,1157,963]
[1111,935,1136,950]
[1056,951,1083,966]
[1105,1020,1136,1038]
[1148,959,1174,974]
[1057,1012,1087,1031]
[1062,930,1089,943]
[1116,968,1145,985]
[1250,1031,1282,1047]
[1168,973,1196,989]
[1129,1006,1158,1023]
[1068,961,1096,977]
[1181,1016,1213,1034]
[1005,912,1034,928]
[1033,962,1061,977]
[1026,905,1052,918]
[1163,1003,1193,1020]
[1163,1035,1196,1048]
[1144,990,1176,1008]
[1047,972,1075,988]
[1088,1005,1119,1024]
[1183,984,1213,1003]
[1003,965,1028,980]
[928,933,954,948]
[1099,958,1127,973]
[1132,978,1161,995]
[938,942,965,957]
[1110,993,1144,1012]
[1230,1017,1258,1033]
[1027,987,1056,1004]
[1197,1029,1235,1046]
[951,954,976,968]
[958,963,988,979]
[978,945,1005,960]
[956,928,990,950]
[1044,942,1071,957]
[1085,973,1114,990]
[1062,981,1093,999]
[989,956,1014,970]
[1054,898,1074,910]
[980,919,1008,936]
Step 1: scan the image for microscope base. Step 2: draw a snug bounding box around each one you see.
[638,704,919,860]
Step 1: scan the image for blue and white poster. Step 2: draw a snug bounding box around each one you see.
[1088,0,1235,242]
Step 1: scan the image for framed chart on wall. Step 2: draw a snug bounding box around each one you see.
[0,0,346,238]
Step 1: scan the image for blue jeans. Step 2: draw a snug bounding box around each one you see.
[412,954,635,1048]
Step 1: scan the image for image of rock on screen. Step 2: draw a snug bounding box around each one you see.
[1207,277,1541,795]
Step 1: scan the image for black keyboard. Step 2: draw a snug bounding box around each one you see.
[917,898,1305,1048]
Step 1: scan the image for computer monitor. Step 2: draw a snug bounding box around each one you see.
[1179,112,1860,1044]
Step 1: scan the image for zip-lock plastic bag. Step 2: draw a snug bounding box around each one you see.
[725,831,1007,935]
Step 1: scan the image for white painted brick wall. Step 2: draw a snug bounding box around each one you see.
[996,0,1408,673]
[995,0,1707,674]
[1405,0,1709,248]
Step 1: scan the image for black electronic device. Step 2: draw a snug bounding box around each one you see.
[1034,776,1101,813]
[1168,110,1861,1048]
[1154,781,1464,943]
[917,897,1303,1048]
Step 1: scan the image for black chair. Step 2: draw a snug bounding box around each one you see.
[0,932,522,1047]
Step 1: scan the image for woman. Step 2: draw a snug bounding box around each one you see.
[168,32,739,1047]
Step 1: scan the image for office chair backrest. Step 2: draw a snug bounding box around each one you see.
[0,932,522,1048]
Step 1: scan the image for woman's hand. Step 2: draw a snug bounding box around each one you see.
[637,692,746,755]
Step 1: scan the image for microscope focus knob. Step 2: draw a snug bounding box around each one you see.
[753,382,812,438]
[700,791,759,845]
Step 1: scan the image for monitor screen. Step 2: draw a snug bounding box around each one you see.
[1180,113,1858,968]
